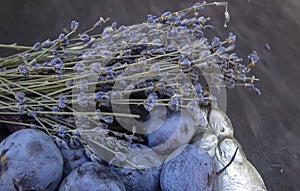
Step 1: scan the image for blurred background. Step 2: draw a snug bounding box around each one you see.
[0,0,299,190]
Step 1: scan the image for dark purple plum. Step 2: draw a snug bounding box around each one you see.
[110,143,162,191]
[146,107,196,155]
[160,144,214,191]
[0,129,63,191]
[59,162,126,191]
[59,146,90,177]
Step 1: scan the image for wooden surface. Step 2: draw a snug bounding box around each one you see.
[1,0,300,190]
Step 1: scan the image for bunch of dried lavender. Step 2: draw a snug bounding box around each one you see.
[0,2,260,166]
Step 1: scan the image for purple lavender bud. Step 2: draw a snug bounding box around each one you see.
[196,93,204,102]
[152,38,161,45]
[58,33,69,46]
[118,25,127,31]
[69,135,83,148]
[54,62,64,74]
[76,50,83,56]
[237,74,246,82]
[90,62,101,75]
[49,57,61,66]
[161,11,172,20]
[168,94,182,111]
[52,106,60,112]
[104,66,114,75]
[41,39,54,48]
[255,88,262,96]
[194,28,204,37]
[103,92,112,100]
[103,115,114,124]
[29,111,36,117]
[73,61,85,73]
[42,62,49,67]
[198,16,207,24]
[17,65,30,76]
[166,86,175,97]
[32,62,41,69]
[49,49,58,54]
[225,73,234,79]
[180,57,192,68]
[216,46,226,54]
[85,39,95,48]
[225,44,236,52]
[201,99,209,106]
[18,98,26,105]
[80,34,90,42]
[245,83,255,89]
[155,82,166,93]
[193,2,202,7]
[144,92,158,111]
[194,83,203,93]
[149,63,160,74]
[238,65,247,73]
[180,18,190,26]
[18,105,27,115]
[124,48,132,55]
[147,81,154,88]
[78,92,88,107]
[32,42,41,51]
[111,91,123,100]
[58,126,66,134]
[0,66,6,72]
[73,129,81,137]
[58,33,66,41]
[94,109,104,121]
[248,51,259,64]
[265,43,271,51]
[21,53,30,63]
[84,149,93,159]
[227,32,236,44]
[111,21,118,30]
[55,137,68,149]
[93,17,107,28]
[70,20,79,31]
[147,14,157,23]
[233,57,243,62]
[58,131,66,138]
[106,73,115,80]
[187,100,199,113]
[15,91,25,99]
[225,81,235,89]
[58,95,67,109]
[172,18,181,26]
[95,91,104,100]
[139,37,149,44]
[168,99,180,111]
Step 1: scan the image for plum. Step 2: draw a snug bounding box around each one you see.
[59,146,90,177]
[110,144,162,191]
[0,129,63,191]
[59,162,126,191]
[160,144,214,191]
[146,107,196,155]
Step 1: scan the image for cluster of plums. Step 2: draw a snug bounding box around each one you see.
[0,108,215,191]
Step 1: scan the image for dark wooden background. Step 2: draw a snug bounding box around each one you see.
[1,0,299,190]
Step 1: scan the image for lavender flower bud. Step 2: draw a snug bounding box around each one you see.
[70,20,79,31]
